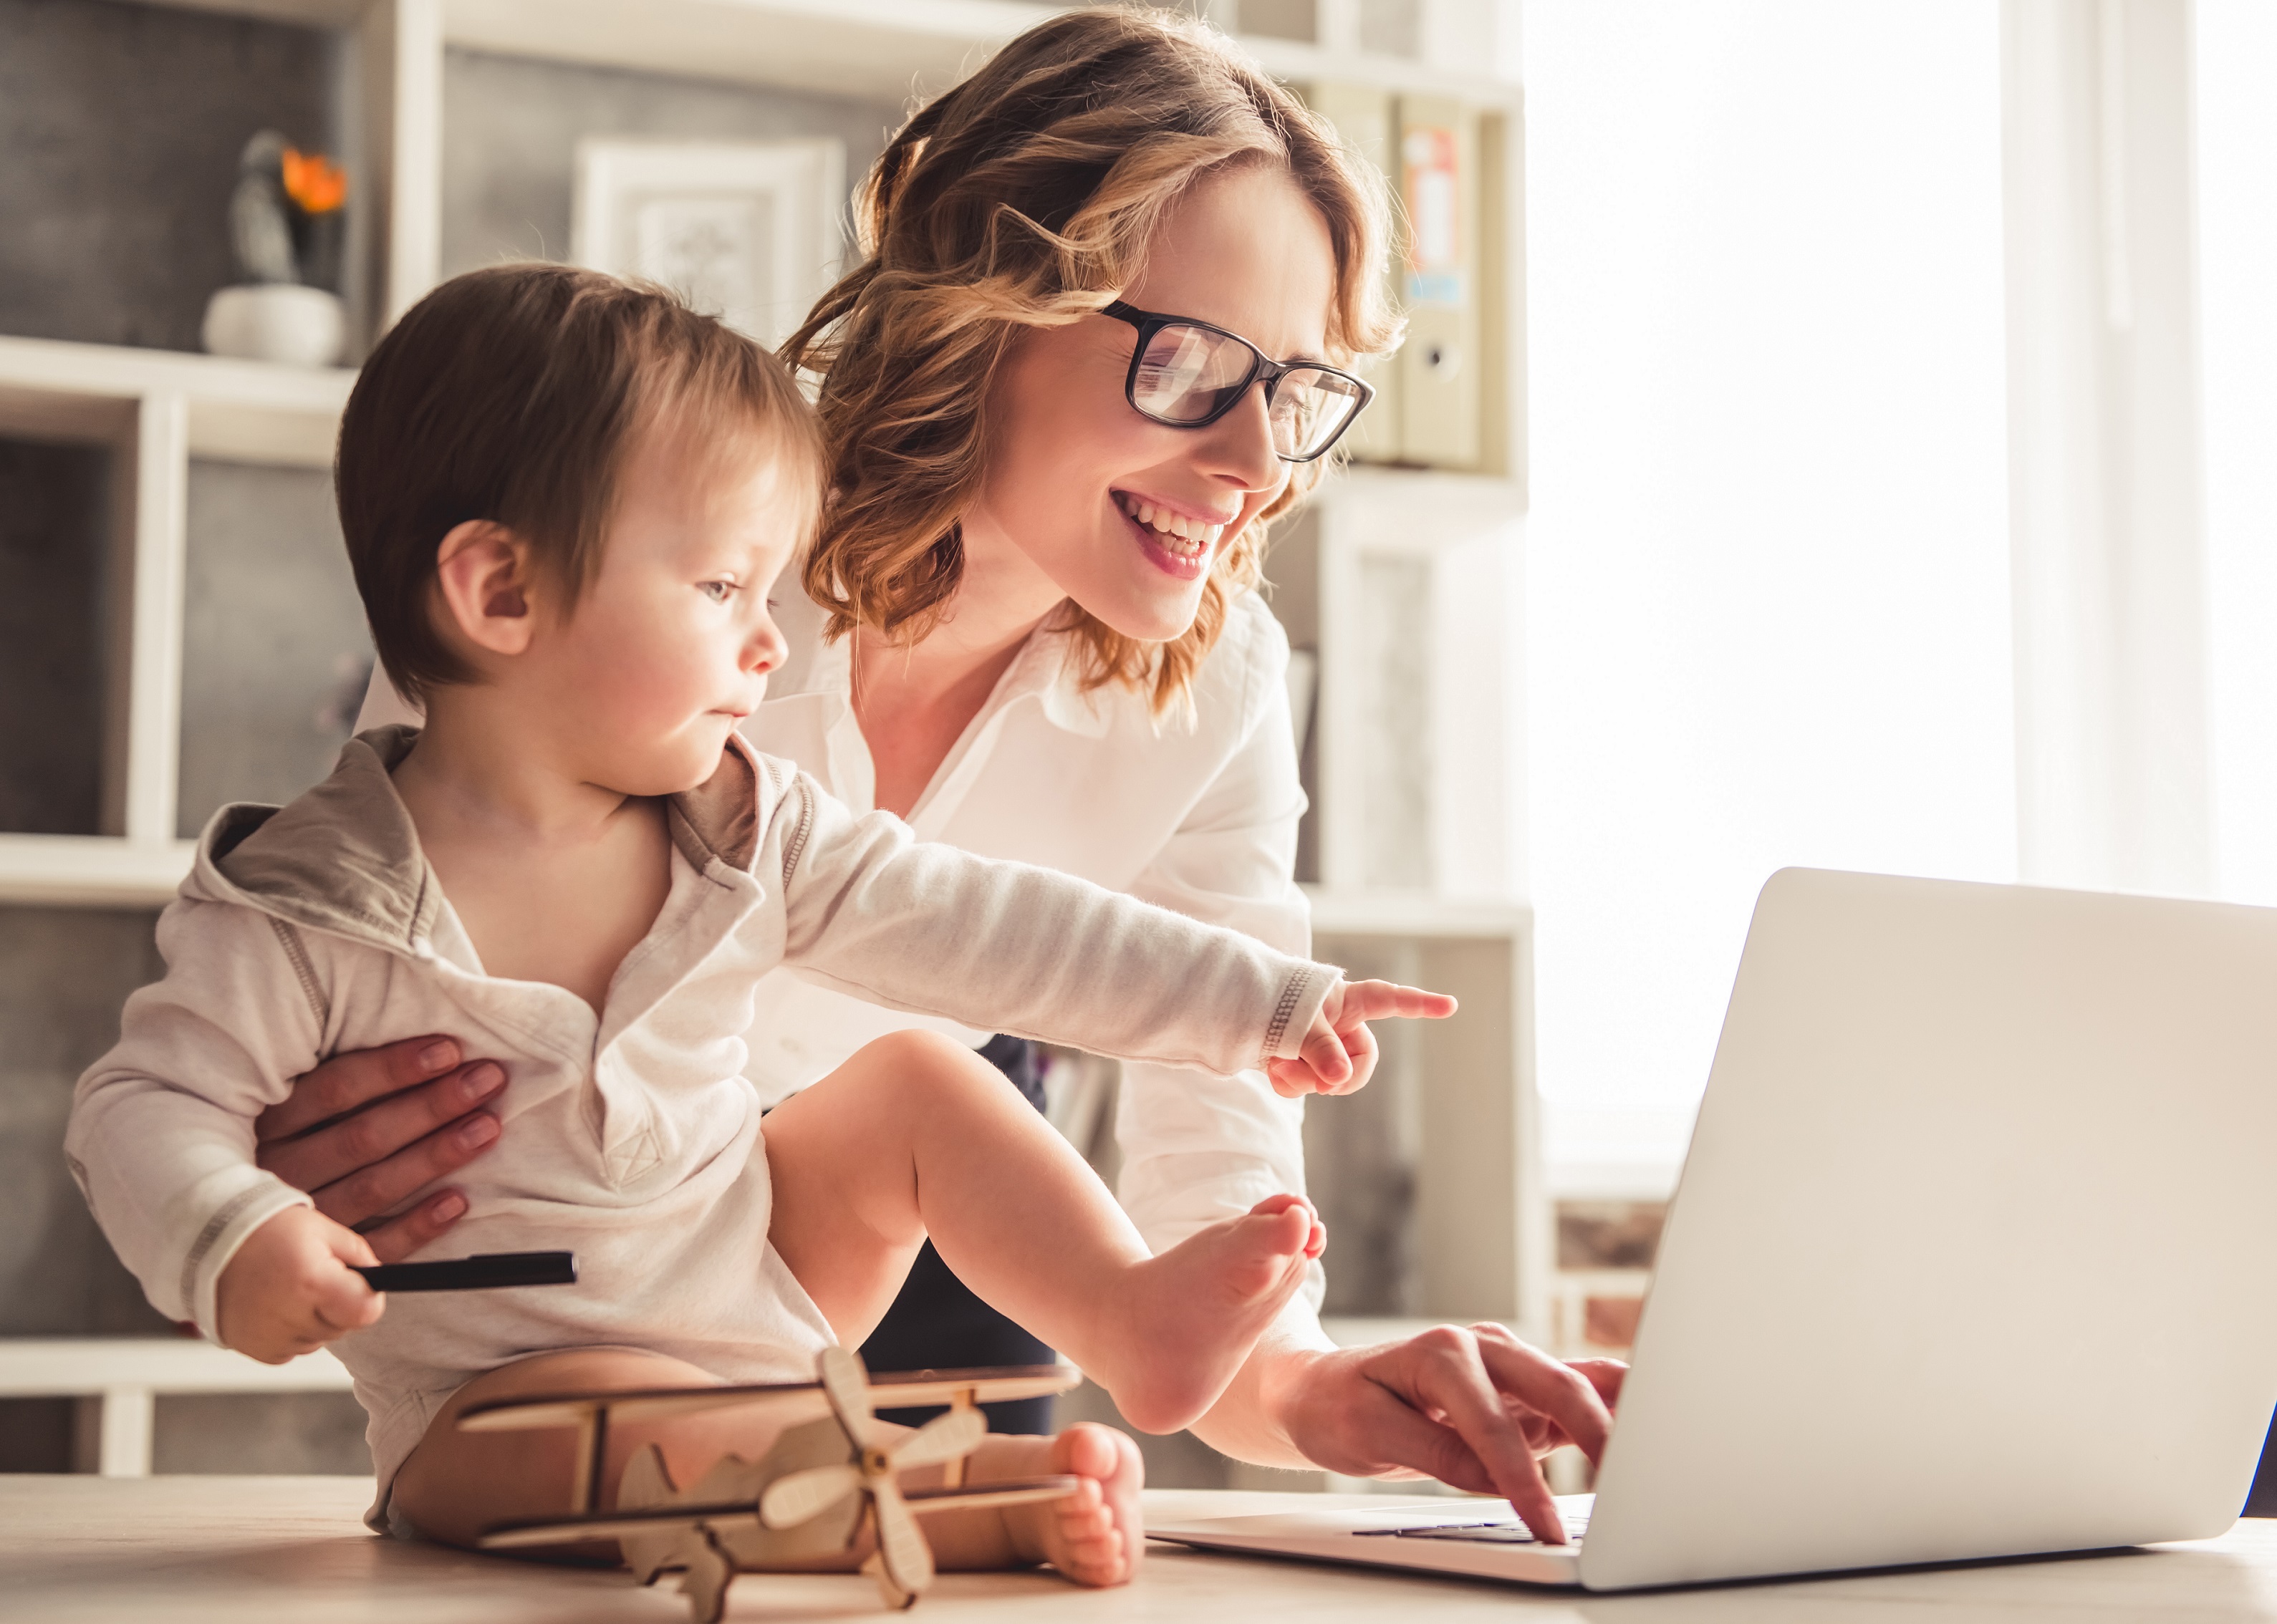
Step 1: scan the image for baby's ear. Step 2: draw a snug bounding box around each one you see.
[433,521,540,658]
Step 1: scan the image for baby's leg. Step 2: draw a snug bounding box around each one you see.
[764,1030,1324,1435]
[390,1345,1139,1582]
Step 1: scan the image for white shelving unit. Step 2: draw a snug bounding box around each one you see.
[4,0,1543,1338]
[0,334,353,906]
[0,1338,354,1478]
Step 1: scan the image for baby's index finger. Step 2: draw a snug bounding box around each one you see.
[1336,981,1460,1025]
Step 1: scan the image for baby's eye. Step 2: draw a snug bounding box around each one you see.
[700,580,737,604]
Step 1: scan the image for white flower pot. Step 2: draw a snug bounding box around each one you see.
[201,284,347,367]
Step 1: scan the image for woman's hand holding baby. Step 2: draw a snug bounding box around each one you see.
[1266,980,1459,1098]
[216,1205,385,1363]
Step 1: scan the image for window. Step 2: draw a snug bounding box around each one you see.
[2201,0,2277,905]
[1524,1,2013,1189]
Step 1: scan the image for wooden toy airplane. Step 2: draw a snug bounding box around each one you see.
[460,1348,1084,1618]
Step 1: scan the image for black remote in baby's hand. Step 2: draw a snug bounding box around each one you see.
[353,1251,577,1292]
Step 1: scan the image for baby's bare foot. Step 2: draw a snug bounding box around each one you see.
[976,1424,1143,1587]
[1105,1194,1324,1434]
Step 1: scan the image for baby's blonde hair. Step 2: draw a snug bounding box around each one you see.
[783,6,1399,715]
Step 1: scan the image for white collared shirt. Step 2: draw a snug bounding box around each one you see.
[739,587,1316,1262]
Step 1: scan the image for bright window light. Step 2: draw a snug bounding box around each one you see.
[2200,1,2277,905]
[1523,1,2014,1191]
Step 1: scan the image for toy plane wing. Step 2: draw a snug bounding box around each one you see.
[456,1363,1080,1433]
[476,1474,1081,1552]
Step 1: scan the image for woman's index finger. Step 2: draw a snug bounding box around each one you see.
[1388,1331,1569,1542]
[1470,1329,1617,1464]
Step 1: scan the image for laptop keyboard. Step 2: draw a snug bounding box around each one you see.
[1351,1514,1588,1546]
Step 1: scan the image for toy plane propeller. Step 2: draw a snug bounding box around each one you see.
[461,1350,1084,1618]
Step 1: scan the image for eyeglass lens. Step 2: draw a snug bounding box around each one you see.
[1131,323,1365,458]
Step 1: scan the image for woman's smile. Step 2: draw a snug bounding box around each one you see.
[1113,488,1231,580]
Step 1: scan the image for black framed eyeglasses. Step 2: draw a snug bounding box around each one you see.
[1102,300,1373,464]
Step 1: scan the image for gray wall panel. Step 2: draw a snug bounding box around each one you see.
[0,906,170,1340]
[175,459,369,838]
[0,437,110,836]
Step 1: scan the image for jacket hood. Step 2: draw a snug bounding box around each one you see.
[184,725,765,955]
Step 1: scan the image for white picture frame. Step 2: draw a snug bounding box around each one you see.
[571,137,847,348]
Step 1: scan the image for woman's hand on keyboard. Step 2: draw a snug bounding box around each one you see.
[1271,1322,1626,1545]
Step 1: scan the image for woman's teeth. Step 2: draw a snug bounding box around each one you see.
[1117,493,1225,559]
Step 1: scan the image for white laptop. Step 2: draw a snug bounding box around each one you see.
[1151,868,2277,1590]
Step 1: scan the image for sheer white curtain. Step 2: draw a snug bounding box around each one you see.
[1523,1,2015,1189]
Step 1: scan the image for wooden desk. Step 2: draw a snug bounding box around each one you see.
[6,1475,2276,1622]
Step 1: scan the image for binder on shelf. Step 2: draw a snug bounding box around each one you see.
[1301,80,1402,465]
[1395,94,1482,470]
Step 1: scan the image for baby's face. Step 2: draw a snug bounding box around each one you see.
[526,423,806,798]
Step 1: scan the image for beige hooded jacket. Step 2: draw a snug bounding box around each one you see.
[66,726,1338,1503]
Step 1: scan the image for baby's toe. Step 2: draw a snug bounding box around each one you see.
[1052,1505,1129,1586]
[1043,1424,1143,1585]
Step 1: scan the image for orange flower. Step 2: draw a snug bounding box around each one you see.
[281,147,349,214]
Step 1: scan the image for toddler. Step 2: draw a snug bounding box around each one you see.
[66,264,1451,1586]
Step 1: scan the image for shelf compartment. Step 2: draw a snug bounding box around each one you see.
[0,0,345,354]
[0,334,357,901]
[1307,903,1545,1339]
[1307,490,1524,902]
[0,435,118,838]
[438,45,897,289]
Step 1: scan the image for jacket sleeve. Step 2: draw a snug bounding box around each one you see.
[770,774,1339,1079]
[64,898,325,1342]
[1112,619,1322,1287]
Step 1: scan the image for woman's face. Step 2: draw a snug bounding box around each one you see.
[965,162,1339,643]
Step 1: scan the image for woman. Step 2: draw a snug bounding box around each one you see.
[281,8,1617,1542]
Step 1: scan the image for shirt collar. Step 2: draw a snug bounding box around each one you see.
[1007,622,1116,739]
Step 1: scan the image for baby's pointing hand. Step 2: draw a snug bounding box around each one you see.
[215,1204,385,1365]
[1266,980,1459,1098]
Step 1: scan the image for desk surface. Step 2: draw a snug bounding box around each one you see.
[5,1474,2276,1623]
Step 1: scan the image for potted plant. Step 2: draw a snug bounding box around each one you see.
[201,130,350,367]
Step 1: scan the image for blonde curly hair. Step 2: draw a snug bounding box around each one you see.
[781,6,1400,714]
